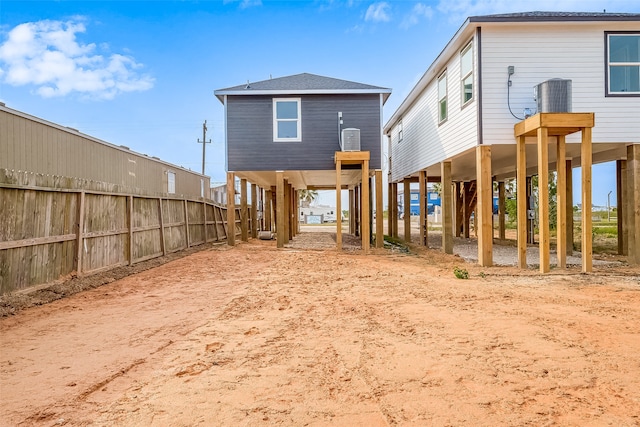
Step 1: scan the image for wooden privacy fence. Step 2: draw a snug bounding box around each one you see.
[0,184,242,295]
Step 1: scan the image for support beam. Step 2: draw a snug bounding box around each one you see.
[226,172,235,246]
[517,136,527,268]
[454,182,463,237]
[566,160,574,256]
[240,178,248,242]
[362,160,370,253]
[581,127,593,272]
[265,190,272,231]
[391,182,398,238]
[441,161,453,254]
[628,144,640,265]
[349,188,355,235]
[498,181,506,240]
[284,181,291,243]
[556,135,567,268]
[617,160,627,256]
[419,169,428,246]
[336,160,342,250]
[537,127,550,273]
[354,185,360,237]
[476,146,493,267]
[276,172,285,248]
[403,178,411,243]
[251,183,258,238]
[375,170,384,248]
[462,182,471,238]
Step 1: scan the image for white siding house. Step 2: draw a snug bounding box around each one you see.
[384,12,640,267]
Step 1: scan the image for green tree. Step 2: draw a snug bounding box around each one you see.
[298,189,319,208]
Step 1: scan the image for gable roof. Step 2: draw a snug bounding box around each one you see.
[214,73,391,103]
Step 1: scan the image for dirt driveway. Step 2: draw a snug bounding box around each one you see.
[1,237,639,426]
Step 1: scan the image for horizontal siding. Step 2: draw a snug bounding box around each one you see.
[226,94,382,171]
[0,110,209,198]
[481,22,640,145]
[391,36,478,182]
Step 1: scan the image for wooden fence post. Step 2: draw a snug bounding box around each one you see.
[75,191,85,275]
[158,198,166,256]
[128,195,134,265]
[183,200,190,249]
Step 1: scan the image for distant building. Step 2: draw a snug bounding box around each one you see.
[1,104,210,198]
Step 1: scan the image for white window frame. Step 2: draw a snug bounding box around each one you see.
[438,70,448,124]
[398,120,403,142]
[460,41,474,106]
[273,98,302,141]
[167,171,176,194]
[606,32,640,96]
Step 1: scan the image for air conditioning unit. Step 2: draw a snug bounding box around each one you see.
[341,128,361,151]
[534,79,572,113]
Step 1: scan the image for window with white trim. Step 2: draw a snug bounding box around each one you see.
[273,98,302,141]
[607,32,640,95]
[167,171,176,194]
[460,41,473,105]
[438,71,448,123]
[398,120,403,142]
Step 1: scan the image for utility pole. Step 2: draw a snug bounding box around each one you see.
[197,120,211,175]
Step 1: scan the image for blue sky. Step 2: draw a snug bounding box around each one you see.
[1,0,638,207]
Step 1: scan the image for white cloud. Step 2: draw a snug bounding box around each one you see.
[0,19,154,100]
[401,2,434,29]
[223,0,263,8]
[365,2,391,22]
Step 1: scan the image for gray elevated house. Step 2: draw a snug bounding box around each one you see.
[214,73,391,249]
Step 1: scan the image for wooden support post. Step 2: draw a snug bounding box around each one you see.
[441,161,453,254]
[240,178,248,242]
[497,181,506,240]
[403,178,411,243]
[628,144,640,264]
[75,191,85,275]
[158,198,166,255]
[354,185,360,237]
[566,160,574,256]
[349,188,355,235]
[527,176,535,244]
[362,161,370,253]
[419,169,428,246]
[462,182,473,239]
[375,170,384,248]
[393,183,399,238]
[537,127,550,273]
[517,136,527,269]
[284,180,291,244]
[581,127,593,272]
[183,199,190,249]
[226,172,235,246]
[617,160,627,256]
[251,183,258,238]
[476,146,493,267]
[454,182,462,237]
[276,172,285,248]
[336,160,342,250]
[265,190,272,231]
[556,135,567,268]
[387,182,393,238]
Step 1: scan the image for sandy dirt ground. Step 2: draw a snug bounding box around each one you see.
[1,234,640,426]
